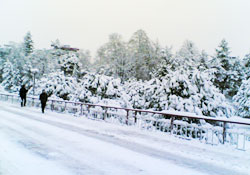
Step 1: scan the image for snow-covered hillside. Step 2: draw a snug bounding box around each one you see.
[0,101,249,175]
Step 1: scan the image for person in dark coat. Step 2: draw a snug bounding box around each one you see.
[19,85,28,107]
[39,90,48,113]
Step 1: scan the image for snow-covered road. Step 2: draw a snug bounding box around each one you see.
[0,101,249,175]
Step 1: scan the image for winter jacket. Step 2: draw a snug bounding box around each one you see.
[39,92,48,104]
[19,86,28,98]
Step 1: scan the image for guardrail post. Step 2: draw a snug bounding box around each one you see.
[64,102,67,112]
[223,122,226,144]
[134,111,137,124]
[80,104,83,116]
[170,117,175,133]
[126,110,129,125]
[243,132,246,150]
[87,105,90,117]
[103,107,107,120]
[32,97,34,106]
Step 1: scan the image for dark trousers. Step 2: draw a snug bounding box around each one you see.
[41,102,46,113]
[21,97,26,107]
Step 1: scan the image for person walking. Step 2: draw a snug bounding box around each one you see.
[19,85,28,107]
[39,90,48,113]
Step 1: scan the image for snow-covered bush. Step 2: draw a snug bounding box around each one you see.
[124,80,147,109]
[78,73,130,108]
[36,71,81,101]
[145,40,234,117]
[36,71,131,108]
[164,69,233,117]
[59,53,82,76]
[125,70,233,118]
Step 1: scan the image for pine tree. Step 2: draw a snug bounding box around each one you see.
[151,40,233,117]
[0,46,10,82]
[153,46,173,78]
[233,79,250,118]
[176,40,201,70]
[1,42,33,92]
[198,50,211,71]
[212,39,242,97]
[233,53,250,118]
[242,53,250,79]
[23,31,34,56]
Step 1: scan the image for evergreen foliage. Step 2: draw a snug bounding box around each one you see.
[1,42,33,92]
[212,39,243,97]
[233,53,250,118]
[1,30,249,119]
[151,41,233,117]
[36,71,80,100]
[23,31,34,56]
[242,53,250,79]
[59,53,82,76]
[233,79,250,118]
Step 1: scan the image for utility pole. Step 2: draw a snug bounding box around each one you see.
[31,69,39,96]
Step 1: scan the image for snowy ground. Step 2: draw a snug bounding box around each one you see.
[0,101,250,175]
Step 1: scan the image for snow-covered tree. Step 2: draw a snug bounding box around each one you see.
[78,73,129,105]
[242,53,250,79]
[229,57,244,96]
[58,53,82,77]
[211,39,231,92]
[1,60,19,91]
[211,39,242,97]
[0,46,11,82]
[233,53,250,118]
[150,41,234,117]
[23,31,34,56]
[233,79,250,118]
[155,40,201,78]
[199,50,211,71]
[96,33,130,82]
[28,49,54,77]
[177,40,201,69]
[128,29,160,80]
[162,69,233,117]
[50,40,87,76]
[125,67,234,118]
[78,49,91,70]
[36,71,80,100]
[36,71,130,108]
[0,30,240,120]
[153,46,174,77]
[1,43,33,92]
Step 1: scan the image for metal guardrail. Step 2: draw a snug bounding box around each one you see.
[0,92,250,150]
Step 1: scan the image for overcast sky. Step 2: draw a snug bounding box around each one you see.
[0,0,250,58]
